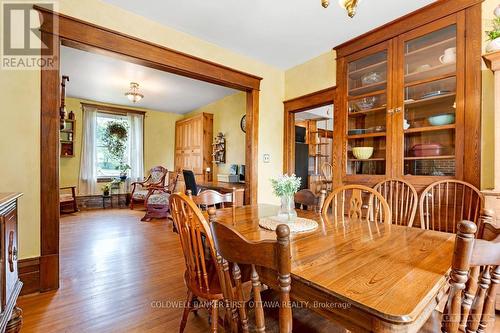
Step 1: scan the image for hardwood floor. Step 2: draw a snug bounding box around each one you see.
[17,208,500,332]
[18,209,212,332]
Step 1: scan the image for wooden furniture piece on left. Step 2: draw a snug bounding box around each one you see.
[130,166,168,210]
[59,186,78,214]
[0,193,23,333]
[175,113,214,185]
[168,193,224,333]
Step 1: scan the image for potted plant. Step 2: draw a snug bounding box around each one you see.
[486,6,500,52]
[117,163,131,181]
[270,174,301,222]
[101,184,111,196]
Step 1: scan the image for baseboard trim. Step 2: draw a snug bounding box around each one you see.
[18,257,40,295]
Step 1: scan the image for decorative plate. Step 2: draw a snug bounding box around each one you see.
[240,115,246,133]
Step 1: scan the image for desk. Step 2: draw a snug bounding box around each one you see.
[198,181,245,207]
[212,204,455,333]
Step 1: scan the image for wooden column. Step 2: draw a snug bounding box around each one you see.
[482,51,500,224]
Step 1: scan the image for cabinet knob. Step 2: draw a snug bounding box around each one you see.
[387,108,394,114]
[394,107,403,113]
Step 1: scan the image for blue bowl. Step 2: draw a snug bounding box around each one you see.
[428,114,455,126]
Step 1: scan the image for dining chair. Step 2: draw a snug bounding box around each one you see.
[420,219,500,333]
[209,211,349,333]
[419,180,484,233]
[169,192,224,333]
[373,178,418,227]
[320,162,333,192]
[322,184,391,224]
[183,169,201,195]
[130,166,168,209]
[190,189,236,222]
[294,189,326,212]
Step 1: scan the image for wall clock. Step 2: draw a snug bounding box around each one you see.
[240,115,246,133]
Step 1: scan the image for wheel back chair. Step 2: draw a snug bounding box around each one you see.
[373,178,418,227]
[419,180,484,233]
[322,184,391,224]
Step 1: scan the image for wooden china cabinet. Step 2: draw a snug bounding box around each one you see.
[333,0,482,192]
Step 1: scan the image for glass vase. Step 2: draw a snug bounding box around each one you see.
[277,195,297,222]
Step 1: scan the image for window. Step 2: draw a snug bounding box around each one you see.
[96,113,129,178]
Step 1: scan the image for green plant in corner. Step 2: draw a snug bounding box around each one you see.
[101,183,111,196]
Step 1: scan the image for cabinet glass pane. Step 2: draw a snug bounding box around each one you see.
[348,51,387,97]
[403,25,457,176]
[347,50,388,176]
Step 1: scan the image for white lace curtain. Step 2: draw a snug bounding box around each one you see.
[127,112,144,183]
[78,106,98,195]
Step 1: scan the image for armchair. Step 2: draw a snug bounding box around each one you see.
[130,166,168,210]
[141,172,180,222]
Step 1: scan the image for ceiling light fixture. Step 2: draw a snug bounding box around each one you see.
[125,82,144,103]
[322,0,360,18]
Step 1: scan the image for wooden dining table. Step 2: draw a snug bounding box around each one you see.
[211,204,456,333]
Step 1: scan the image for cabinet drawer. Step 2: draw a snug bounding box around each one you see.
[3,206,18,311]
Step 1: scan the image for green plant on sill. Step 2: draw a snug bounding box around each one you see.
[101,184,110,192]
[117,163,131,173]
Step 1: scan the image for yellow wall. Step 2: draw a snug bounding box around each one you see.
[481,0,497,189]
[59,97,183,192]
[184,92,246,175]
[284,51,337,100]
[0,0,284,259]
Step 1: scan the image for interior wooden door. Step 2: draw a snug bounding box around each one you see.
[189,115,203,174]
[342,40,395,184]
[394,13,464,188]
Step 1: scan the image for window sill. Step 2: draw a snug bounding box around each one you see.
[97,177,114,183]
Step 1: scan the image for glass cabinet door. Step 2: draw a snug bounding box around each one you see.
[346,47,390,176]
[400,23,459,177]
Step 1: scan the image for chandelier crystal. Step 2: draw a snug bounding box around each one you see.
[125,82,144,103]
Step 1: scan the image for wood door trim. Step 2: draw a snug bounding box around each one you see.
[80,102,146,116]
[283,87,336,174]
[334,0,483,58]
[36,6,262,91]
[37,7,260,292]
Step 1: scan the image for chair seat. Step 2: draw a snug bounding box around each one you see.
[247,291,348,333]
[132,190,149,200]
[59,194,74,203]
[147,193,170,205]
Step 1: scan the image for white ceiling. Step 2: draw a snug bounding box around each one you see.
[102,0,436,69]
[60,46,238,114]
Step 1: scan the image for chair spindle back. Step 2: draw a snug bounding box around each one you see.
[374,178,418,226]
[419,180,484,233]
[209,209,293,333]
[443,218,500,333]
